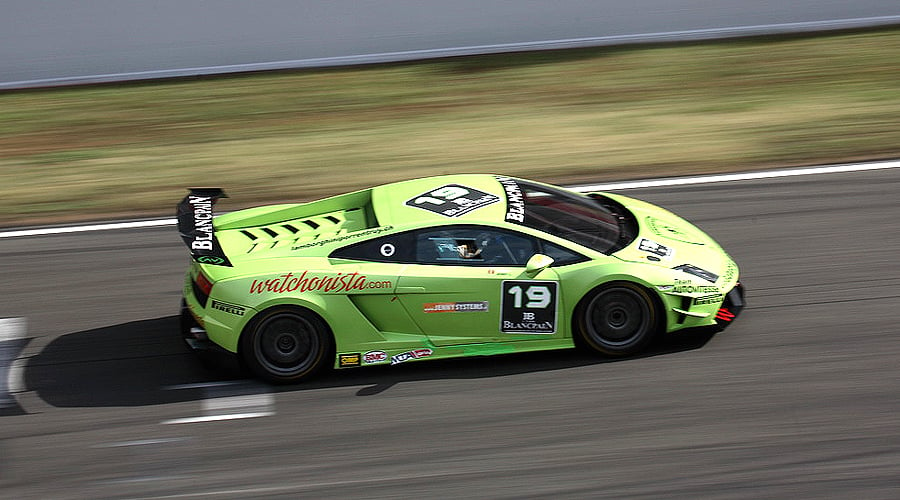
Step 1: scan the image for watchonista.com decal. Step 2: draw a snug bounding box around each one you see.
[249,271,392,294]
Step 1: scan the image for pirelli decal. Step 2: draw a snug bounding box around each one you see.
[210,300,246,316]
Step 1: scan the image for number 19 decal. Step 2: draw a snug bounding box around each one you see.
[501,281,558,334]
[404,184,500,217]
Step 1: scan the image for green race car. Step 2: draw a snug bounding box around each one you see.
[178,175,744,383]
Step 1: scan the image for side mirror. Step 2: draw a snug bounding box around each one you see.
[525,254,554,274]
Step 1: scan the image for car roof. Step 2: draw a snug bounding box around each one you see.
[371,174,511,226]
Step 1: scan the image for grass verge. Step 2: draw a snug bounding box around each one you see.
[1,27,899,226]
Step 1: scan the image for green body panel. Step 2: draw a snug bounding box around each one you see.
[181,174,740,370]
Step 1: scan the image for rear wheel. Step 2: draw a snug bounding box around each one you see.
[575,283,659,356]
[240,307,332,383]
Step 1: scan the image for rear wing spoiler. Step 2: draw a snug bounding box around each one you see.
[176,188,232,267]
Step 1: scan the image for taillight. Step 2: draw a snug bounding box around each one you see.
[193,271,214,307]
[196,271,213,296]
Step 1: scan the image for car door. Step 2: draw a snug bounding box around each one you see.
[396,225,564,346]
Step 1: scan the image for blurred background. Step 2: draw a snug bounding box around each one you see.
[2,2,900,499]
[1,0,898,226]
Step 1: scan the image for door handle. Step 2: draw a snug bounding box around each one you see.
[396,286,427,293]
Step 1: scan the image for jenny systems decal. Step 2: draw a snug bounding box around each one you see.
[500,281,558,334]
[423,301,489,313]
[405,185,499,217]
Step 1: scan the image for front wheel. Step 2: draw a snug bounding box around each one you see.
[575,283,659,356]
[240,307,333,383]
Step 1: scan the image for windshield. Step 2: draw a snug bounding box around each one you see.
[502,179,625,254]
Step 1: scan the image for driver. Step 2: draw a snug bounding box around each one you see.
[456,239,482,259]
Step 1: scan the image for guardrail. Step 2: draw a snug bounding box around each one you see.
[2,1,899,89]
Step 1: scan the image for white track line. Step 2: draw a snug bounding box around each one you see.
[1,318,27,404]
[161,412,274,425]
[0,159,898,239]
[0,219,174,239]
[569,159,900,192]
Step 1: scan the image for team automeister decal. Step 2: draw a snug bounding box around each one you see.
[670,279,719,294]
[405,184,499,217]
[500,281,558,334]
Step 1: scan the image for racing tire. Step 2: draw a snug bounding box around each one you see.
[240,307,333,384]
[575,282,660,356]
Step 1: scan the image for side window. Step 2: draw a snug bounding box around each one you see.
[330,225,588,267]
[539,240,589,266]
[330,231,416,263]
[415,227,538,266]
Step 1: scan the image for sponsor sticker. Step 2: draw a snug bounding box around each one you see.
[249,271,393,294]
[723,261,737,283]
[647,217,688,239]
[405,184,499,218]
[390,348,433,365]
[291,226,394,250]
[185,195,216,251]
[363,351,388,364]
[694,294,724,306]
[495,176,526,223]
[673,263,719,283]
[671,279,719,294]
[423,301,489,313]
[638,238,674,260]
[210,299,246,316]
[338,353,361,367]
[197,256,226,265]
[380,243,396,257]
[500,281,558,334]
[177,189,232,267]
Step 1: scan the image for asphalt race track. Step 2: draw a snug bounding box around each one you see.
[2,167,899,499]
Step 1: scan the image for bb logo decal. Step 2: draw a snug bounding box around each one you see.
[501,281,558,334]
[380,243,396,257]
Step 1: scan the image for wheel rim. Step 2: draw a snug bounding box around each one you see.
[584,287,652,347]
[253,313,321,376]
